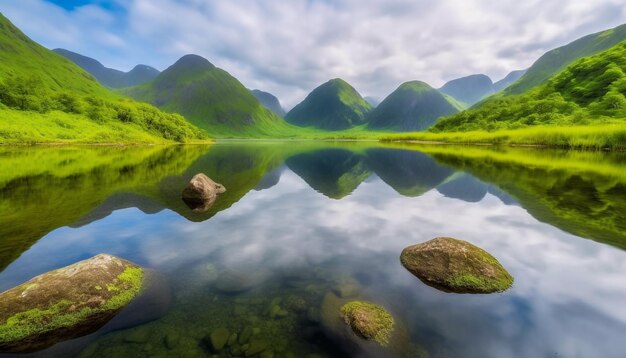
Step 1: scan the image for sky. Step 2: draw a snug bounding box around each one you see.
[1,0,625,108]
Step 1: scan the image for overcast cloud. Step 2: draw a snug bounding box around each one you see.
[1,0,625,108]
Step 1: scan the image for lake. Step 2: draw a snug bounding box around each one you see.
[0,142,625,358]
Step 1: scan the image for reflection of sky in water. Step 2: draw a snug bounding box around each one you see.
[2,165,626,357]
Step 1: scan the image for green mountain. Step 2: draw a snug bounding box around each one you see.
[53,49,160,88]
[367,81,463,131]
[121,54,286,137]
[250,89,286,117]
[0,13,205,144]
[285,78,372,130]
[432,40,626,132]
[492,70,526,92]
[504,23,626,95]
[439,74,494,105]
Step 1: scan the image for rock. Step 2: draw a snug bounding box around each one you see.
[245,338,268,356]
[320,292,409,357]
[181,173,225,211]
[227,333,238,346]
[208,327,230,352]
[164,333,179,349]
[340,301,394,346]
[238,326,253,345]
[400,237,514,293]
[0,254,145,353]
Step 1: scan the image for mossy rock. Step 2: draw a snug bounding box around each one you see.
[400,237,513,293]
[320,292,410,357]
[0,254,145,353]
[340,301,394,346]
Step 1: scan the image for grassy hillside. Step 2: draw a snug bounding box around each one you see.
[368,81,463,132]
[505,23,626,95]
[285,78,372,130]
[122,54,288,137]
[431,41,626,134]
[0,13,206,143]
[54,48,160,88]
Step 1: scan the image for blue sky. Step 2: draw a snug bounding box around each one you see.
[1,0,625,107]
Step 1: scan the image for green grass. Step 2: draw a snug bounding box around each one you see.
[505,22,626,95]
[430,41,626,136]
[381,124,626,150]
[0,13,207,144]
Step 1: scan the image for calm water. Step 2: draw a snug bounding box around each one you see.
[1,143,625,358]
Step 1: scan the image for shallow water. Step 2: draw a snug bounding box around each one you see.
[1,143,625,357]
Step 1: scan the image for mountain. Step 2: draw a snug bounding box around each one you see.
[492,70,526,92]
[285,78,372,130]
[121,54,287,137]
[504,23,626,95]
[286,149,370,199]
[0,13,204,144]
[250,89,286,117]
[367,81,463,131]
[432,40,626,132]
[121,55,287,136]
[53,49,160,88]
[439,74,494,105]
[364,96,381,107]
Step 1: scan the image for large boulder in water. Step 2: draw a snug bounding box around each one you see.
[181,173,226,211]
[400,237,513,293]
[0,254,146,353]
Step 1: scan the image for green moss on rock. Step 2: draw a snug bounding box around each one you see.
[0,254,144,353]
[340,301,395,346]
[400,237,513,293]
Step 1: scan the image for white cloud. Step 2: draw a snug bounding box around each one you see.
[1,0,625,108]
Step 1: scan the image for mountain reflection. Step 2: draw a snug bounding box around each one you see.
[1,143,625,273]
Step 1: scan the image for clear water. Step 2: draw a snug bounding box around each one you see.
[1,143,625,358]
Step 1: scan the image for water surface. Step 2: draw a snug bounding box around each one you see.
[1,143,625,357]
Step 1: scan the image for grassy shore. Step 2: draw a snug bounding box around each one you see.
[380,124,626,150]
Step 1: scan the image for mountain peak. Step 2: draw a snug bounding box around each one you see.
[285,78,372,130]
[172,54,215,70]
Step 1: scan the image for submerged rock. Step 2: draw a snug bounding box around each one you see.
[320,292,409,357]
[400,237,513,293]
[181,173,225,211]
[0,254,145,353]
[340,301,394,346]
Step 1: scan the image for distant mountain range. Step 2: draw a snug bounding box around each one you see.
[250,89,286,117]
[53,49,160,88]
[439,70,526,106]
[285,78,373,130]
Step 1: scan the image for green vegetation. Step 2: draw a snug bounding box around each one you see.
[505,23,626,94]
[122,54,287,137]
[431,41,626,135]
[0,13,206,144]
[368,81,463,132]
[414,145,626,250]
[340,301,394,346]
[285,78,372,130]
[382,124,626,150]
